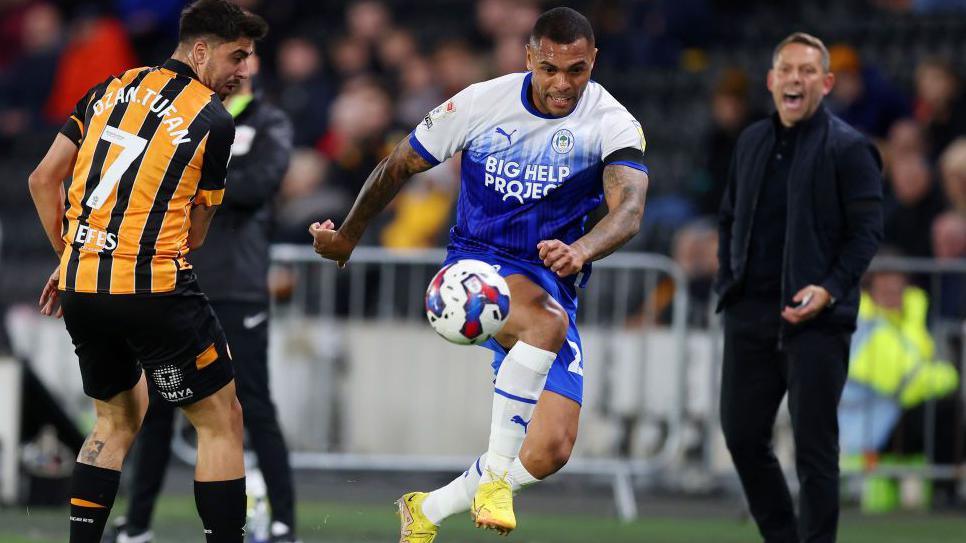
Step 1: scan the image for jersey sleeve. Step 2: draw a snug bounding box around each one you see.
[601,108,648,173]
[58,80,108,146]
[409,85,476,166]
[196,104,235,206]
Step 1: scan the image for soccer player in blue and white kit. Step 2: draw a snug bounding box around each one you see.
[310,7,648,541]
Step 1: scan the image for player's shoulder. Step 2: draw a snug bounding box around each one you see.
[461,72,527,104]
[204,94,234,132]
[586,80,630,112]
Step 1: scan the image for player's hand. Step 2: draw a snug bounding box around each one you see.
[781,285,831,324]
[537,239,587,277]
[309,220,354,267]
[39,267,63,318]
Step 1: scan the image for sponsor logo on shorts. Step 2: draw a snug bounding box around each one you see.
[153,364,194,402]
[70,516,95,524]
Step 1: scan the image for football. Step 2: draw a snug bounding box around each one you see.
[424,259,511,345]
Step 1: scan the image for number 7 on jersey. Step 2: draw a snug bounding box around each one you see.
[86,125,148,210]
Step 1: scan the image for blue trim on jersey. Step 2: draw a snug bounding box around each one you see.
[474,456,483,476]
[520,72,577,120]
[609,160,649,174]
[494,387,539,405]
[408,132,440,166]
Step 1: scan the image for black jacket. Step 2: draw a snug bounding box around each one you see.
[715,105,883,332]
[191,96,293,303]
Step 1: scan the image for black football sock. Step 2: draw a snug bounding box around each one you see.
[194,478,247,542]
[68,462,120,542]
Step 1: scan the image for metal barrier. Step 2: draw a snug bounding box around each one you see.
[176,245,691,521]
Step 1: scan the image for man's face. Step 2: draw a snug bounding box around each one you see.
[767,43,835,127]
[526,37,596,117]
[196,37,254,99]
[868,272,907,311]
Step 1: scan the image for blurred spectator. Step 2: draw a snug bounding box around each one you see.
[432,40,485,97]
[939,138,966,212]
[931,211,966,319]
[914,57,966,161]
[885,118,926,162]
[316,80,402,239]
[396,56,443,128]
[270,36,331,147]
[380,163,459,249]
[883,153,944,257]
[838,263,960,509]
[112,0,183,62]
[472,0,538,47]
[330,34,373,79]
[377,28,418,72]
[694,68,754,216]
[274,149,334,242]
[491,35,527,77]
[827,44,910,140]
[345,0,391,45]
[0,2,62,140]
[932,211,966,259]
[637,218,719,327]
[43,10,137,124]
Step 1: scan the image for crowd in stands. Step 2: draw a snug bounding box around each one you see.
[1,0,965,310]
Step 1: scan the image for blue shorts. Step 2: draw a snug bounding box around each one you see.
[443,249,585,405]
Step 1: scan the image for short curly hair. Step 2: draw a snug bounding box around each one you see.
[179,0,268,44]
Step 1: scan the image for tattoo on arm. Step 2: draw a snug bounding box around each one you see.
[573,164,648,262]
[339,138,433,243]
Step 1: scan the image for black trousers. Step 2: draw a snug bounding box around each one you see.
[720,298,850,543]
[124,301,296,534]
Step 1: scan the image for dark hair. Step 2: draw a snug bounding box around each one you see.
[179,0,268,44]
[529,7,594,47]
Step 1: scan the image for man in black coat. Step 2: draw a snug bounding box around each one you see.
[112,55,299,543]
[716,32,883,543]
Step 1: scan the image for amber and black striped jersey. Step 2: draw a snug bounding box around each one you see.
[57,59,234,295]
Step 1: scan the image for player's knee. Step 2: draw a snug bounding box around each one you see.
[525,303,569,352]
[95,410,142,443]
[546,435,575,471]
[521,431,575,477]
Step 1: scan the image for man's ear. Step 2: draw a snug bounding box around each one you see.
[525,43,533,71]
[191,40,210,66]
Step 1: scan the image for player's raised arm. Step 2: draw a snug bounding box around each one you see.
[309,136,434,265]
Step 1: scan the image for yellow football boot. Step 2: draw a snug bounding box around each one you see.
[396,492,438,543]
[471,471,516,535]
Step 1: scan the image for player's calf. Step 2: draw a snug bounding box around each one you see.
[182,381,246,542]
[69,377,148,543]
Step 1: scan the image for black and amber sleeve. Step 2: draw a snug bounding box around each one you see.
[58,78,110,147]
[195,103,235,207]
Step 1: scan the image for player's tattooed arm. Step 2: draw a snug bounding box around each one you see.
[540,164,648,276]
[310,138,433,265]
[582,164,648,258]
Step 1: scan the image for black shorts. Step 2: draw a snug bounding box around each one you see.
[61,278,234,406]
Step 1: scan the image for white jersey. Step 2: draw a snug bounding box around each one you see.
[410,71,647,263]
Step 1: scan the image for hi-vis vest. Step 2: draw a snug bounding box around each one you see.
[848,287,958,407]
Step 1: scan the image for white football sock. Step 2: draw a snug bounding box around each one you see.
[422,455,486,525]
[422,454,544,525]
[481,341,555,483]
[507,456,540,489]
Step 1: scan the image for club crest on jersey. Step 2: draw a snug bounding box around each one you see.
[551,129,575,154]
